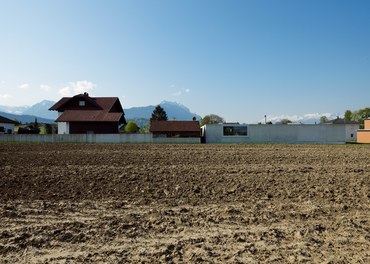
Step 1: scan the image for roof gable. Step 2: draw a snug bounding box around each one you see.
[49,93,102,111]
[0,115,17,124]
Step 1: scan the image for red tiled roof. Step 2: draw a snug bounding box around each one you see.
[49,98,71,110]
[94,98,119,110]
[49,95,120,111]
[150,120,200,132]
[0,115,17,124]
[55,110,123,122]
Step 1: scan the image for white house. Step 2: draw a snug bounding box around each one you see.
[0,115,17,134]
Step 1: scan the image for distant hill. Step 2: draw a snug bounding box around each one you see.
[0,105,29,115]
[0,100,200,127]
[0,100,57,121]
[266,113,338,124]
[0,111,55,124]
[23,100,57,120]
[124,101,201,127]
[125,101,200,120]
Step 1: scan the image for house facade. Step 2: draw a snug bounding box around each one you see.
[357,119,370,143]
[202,122,359,144]
[49,93,126,134]
[150,120,201,138]
[0,115,17,134]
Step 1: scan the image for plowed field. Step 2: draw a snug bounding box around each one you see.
[0,143,369,263]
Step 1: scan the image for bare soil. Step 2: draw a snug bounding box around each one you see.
[0,143,369,263]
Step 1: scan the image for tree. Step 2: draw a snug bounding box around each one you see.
[351,110,360,122]
[320,116,328,123]
[358,107,370,120]
[139,125,149,133]
[44,124,53,134]
[124,121,139,133]
[279,119,292,125]
[344,110,352,120]
[34,118,39,128]
[150,105,168,121]
[200,114,225,126]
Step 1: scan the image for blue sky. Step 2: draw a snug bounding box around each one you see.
[0,0,369,123]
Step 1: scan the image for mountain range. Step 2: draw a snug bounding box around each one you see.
[0,100,57,121]
[0,100,201,126]
[0,99,335,125]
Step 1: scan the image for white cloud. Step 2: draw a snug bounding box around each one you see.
[18,83,30,89]
[302,113,332,119]
[0,94,12,101]
[172,88,190,97]
[58,80,96,96]
[59,86,71,96]
[40,84,50,92]
[71,80,96,94]
[262,113,337,124]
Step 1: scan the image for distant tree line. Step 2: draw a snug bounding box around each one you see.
[275,118,292,125]
[122,105,227,134]
[123,105,169,133]
[273,107,370,125]
[15,118,56,134]
[343,107,370,123]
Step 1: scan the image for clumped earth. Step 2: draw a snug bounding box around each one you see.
[0,143,369,263]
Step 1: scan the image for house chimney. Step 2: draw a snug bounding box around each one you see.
[84,92,89,96]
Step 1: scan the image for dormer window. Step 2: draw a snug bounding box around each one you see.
[79,100,85,107]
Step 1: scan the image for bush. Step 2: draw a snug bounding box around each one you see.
[44,124,53,134]
[125,121,139,133]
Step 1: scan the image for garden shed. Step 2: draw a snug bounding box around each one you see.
[150,120,201,138]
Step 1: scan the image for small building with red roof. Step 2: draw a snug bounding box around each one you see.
[149,120,201,138]
[49,93,126,134]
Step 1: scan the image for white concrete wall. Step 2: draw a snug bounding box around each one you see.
[0,123,15,134]
[203,124,359,144]
[344,124,358,141]
[153,137,200,144]
[0,134,200,144]
[1,124,356,144]
[58,122,69,134]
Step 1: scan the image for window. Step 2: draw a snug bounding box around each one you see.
[79,100,85,107]
[223,125,248,136]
